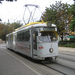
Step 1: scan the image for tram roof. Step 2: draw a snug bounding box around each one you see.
[15,21,57,31]
[15,21,47,31]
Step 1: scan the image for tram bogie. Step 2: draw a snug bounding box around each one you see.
[6,21,58,60]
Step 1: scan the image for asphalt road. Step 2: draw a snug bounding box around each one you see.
[0,44,75,75]
[0,45,40,75]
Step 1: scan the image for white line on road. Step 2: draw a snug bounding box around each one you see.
[3,50,41,75]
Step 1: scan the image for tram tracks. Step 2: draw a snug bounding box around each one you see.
[5,48,69,75]
[42,60,75,75]
[59,56,75,62]
[42,63,67,75]
[5,48,75,75]
[41,52,75,75]
[59,52,75,57]
[9,49,75,75]
[56,62,75,71]
[58,57,75,69]
[7,48,68,75]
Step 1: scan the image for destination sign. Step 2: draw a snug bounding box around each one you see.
[43,27,55,31]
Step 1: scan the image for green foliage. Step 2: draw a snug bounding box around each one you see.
[11,22,22,31]
[0,24,4,35]
[42,8,57,23]
[69,5,75,32]
[59,39,75,48]
[70,5,75,16]
[0,22,22,40]
[42,1,71,37]
[59,43,75,48]
[0,23,8,40]
[69,17,75,32]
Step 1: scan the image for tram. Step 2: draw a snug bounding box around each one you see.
[6,21,58,60]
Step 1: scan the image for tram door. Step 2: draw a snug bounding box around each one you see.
[32,30,38,58]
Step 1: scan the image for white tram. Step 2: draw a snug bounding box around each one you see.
[6,21,58,60]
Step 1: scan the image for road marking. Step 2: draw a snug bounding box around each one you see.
[3,50,41,75]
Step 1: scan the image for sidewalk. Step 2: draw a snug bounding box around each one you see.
[58,47,75,52]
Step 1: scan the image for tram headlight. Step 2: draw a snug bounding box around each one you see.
[49,48,53,53]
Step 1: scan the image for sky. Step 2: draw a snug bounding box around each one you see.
[0,0,74,24]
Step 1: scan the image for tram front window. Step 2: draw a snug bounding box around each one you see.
[39,31,57,42]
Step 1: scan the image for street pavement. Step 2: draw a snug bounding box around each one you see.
[0,46,40,75]
[58,47,75,52]
[0,43,75,75]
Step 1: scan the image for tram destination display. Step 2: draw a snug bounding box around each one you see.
[43,27,55,31]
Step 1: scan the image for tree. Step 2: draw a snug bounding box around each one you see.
[69,17,75,32]
[6,22,13,33]
[42,8,57,23]
[0,23,4,36]
[0,23,8,40]
[69,4,75,32]
[0,22,22,40]
[42,1,72,41]
[10,22,23,31]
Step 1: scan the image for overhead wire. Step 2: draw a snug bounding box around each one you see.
[29,0,74,22]
[22,0,55,23]
[8,0,54,24]
[10,0,73,24]
[12,0,38,23]
[28,0,55,21]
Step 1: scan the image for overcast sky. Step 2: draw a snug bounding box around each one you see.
[0,0,74,24]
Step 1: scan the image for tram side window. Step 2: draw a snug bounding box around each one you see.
[19,33,22,41]
[17,33,21,41]
[24,31,30,41]
[17,31,30,42]
[26,31,30,41]
[17,33,19,41]
[22,32,24,41]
